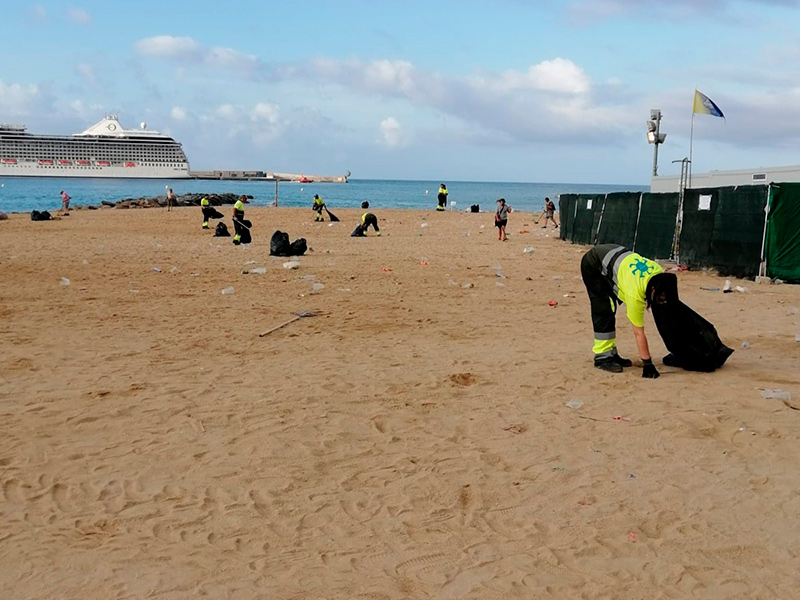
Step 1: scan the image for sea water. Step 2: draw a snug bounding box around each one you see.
[0,177,645,214]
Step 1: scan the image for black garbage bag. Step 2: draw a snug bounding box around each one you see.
[214,222,231,237]
[270,230,291,256]
[289,238,308,256]
[650,275,734,372]
[31,210,52,221]
[351,223,366,237]
[208,207,224,219]
[236,219,252,244]
[470,204,480,213]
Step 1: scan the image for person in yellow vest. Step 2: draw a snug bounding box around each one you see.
[232,195,249,244]
[200,196,211,229]
[351,209,381,237]
[580,244,673,377]
[312,194,325,222]
[436,184,448,211]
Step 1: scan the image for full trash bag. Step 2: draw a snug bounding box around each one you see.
[270,231,291,256]
[650,274,734,372]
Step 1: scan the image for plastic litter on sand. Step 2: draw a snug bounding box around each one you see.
[151,266,162,273]
[221,287,234,295]
[283,261,300,270]
[565,399,583,409]
[60,277,70,287]
[249,267,267,275]
[523,247,535,254]
[760,389,791,401]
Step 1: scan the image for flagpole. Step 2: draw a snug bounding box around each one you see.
[689,88,696,187]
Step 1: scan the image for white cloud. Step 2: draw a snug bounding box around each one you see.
[171,106,188,121]
[75,63,98,86]
[529,58,591,94]
[133,36,261,74]
[476,58,590,94]
[379,117,406,148]
[134,36,201,60]
[31,5,47,22]
[251,102,279,124]
[206,47,260,71]
[67,7,92,24]
[216,104,238,120]
[190,103,285,147]
[298,57,621,143]
[0,80,41,115]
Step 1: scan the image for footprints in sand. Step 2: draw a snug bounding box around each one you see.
[2,477,23,503]
[448,372,478,387]
[394,552,455,582]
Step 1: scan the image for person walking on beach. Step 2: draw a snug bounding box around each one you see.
[232,195,249,244]
[200,196,212,229]
[312,194,325,222]
[437,184,448,211]
[580,243,672,378]
[166,188,176,212]
[541,197,559,228]
[59,190,70,215]
[351,211,381,237]
[495,198,511,241]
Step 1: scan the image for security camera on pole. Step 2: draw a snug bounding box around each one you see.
[646,109,667,177]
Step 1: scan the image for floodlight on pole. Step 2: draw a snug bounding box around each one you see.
[646,109,666,177]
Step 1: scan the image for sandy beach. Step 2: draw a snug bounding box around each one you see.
[1,205,799,599]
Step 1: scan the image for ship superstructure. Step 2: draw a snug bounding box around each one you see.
[0,116,190,178]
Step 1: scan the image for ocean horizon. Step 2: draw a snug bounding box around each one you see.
[0,177,647,214]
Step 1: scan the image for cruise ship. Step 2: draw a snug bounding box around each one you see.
[0,116,190,178]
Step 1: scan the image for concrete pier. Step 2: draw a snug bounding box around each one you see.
[190,170,349,183]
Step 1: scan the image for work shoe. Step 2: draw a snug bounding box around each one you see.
[662,353,679,367]
[594,358,623,373]
[376,231,381,236]
[612,354,633,368]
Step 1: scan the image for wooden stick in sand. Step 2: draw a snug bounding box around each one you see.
[259,311,317,337]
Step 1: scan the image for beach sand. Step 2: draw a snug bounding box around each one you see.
[1,206,799,599]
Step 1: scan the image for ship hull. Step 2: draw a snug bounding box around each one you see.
[0,161,190,178]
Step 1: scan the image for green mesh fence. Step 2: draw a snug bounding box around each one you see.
[595,192,641,248]
[571,194,605,245]
[556,185,792,282]
[766,183,800,281]
[634,192,679,260]
[558,194,577,242]
[679,185,767,279]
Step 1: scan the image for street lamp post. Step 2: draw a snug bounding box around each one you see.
[646,109,667,177]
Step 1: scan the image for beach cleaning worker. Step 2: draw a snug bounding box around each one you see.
[200,196,211,229]
[351,212,381,237]
[580,244,670,378]
[437,184,448,211]
[232,195,247,244]
[312,194,325,222]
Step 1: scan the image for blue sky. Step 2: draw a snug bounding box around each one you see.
[2,0,800,184]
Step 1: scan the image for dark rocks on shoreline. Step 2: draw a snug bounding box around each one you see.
[75,193,254,211]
